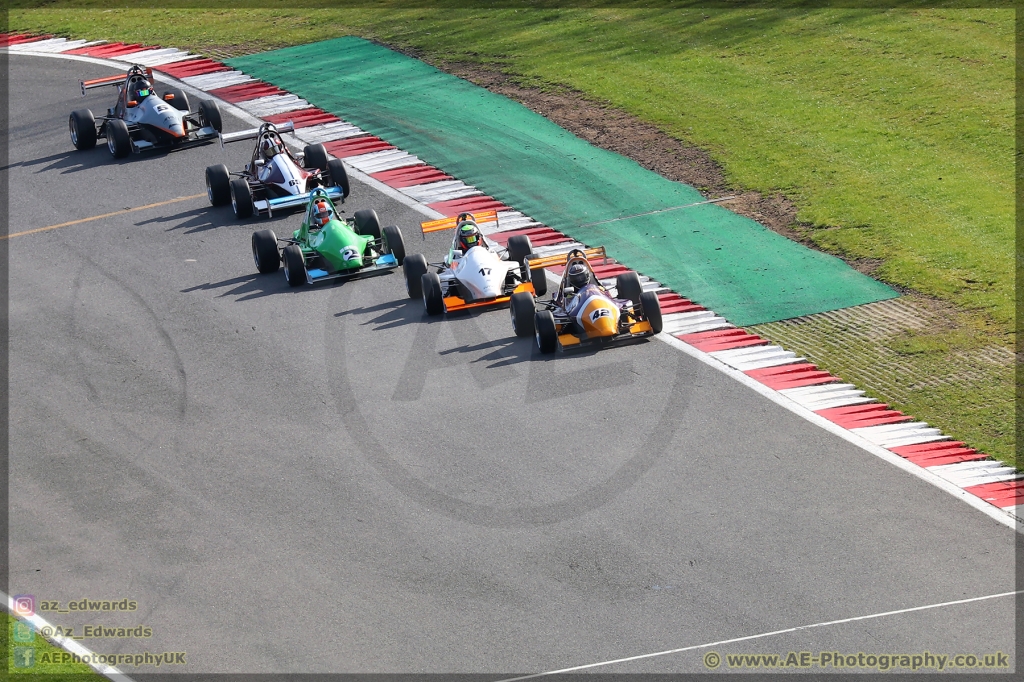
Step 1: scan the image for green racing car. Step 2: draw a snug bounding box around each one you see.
[251,189,406,287]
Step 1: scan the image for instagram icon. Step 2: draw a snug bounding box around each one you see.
[12,595,35,617]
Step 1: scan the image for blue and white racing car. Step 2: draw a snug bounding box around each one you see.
[205,121,349,219]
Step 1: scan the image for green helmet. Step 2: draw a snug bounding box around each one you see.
[457,221,481,250]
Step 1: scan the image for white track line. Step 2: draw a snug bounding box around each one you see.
[4,591,136,682]
[493,590,1021,680]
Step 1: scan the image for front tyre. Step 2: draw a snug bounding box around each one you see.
[422,272,445,315]
[506,234,533,265]
[639,290,663,334]
[303,144,329,172]
[616,271,643,306]
[353,209,382,240]
[105,119,132,158]
[252,230,280,274]
[282,244,307,287]
[198,99,223,132]
[205,164,231,206]
[162,87,190,112]
[535,310,558,354]
[382,225,406,265]
[403,253,428,299]
[69,109,96,150]
[230,178,254,219]
[327,158,350,198]
[510,291,536,338]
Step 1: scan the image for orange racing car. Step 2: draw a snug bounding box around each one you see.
[509,247,663,353]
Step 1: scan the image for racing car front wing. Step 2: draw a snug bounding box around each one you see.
[442,281,537,313]
[556,319,655,350]
[256,186,345,217]
[304,253,398,285]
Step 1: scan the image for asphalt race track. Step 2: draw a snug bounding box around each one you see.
[7,54,1016,674]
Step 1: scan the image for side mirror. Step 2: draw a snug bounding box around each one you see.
[452,249,464,259]
[254,159,265,167]
[564,286,576,296]
[126,100,138,108]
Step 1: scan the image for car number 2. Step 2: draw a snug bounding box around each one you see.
[341,246,361,261]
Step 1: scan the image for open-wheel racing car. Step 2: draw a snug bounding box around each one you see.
[251,188,406,287]
[70,64,223,158]
[206,121,350,220]
[402,210,543,315]
[509,247,663,353]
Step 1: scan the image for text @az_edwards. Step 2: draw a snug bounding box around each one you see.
[703,650,1010,671]
[35,624,154,639]
[13,595,138,614]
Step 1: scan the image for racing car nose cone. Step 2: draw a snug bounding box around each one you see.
[591,315,618,337]
[581,300,620,337]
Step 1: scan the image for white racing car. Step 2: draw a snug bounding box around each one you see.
[70,64,222,158]
[204,121,349,219]
[402,210,544,315]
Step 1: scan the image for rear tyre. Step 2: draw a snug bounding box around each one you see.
[639,290,663,334]
[616,271,643,305]
[353,209,382,240]
[230,178,254,219]
[198,99,223,132]
[303,144,329,172]
[327,158,350,198]
[162,87,190,112]
[535,310,558,354]
[526,252,547,297]
[105,119,132,158]
[403,253,428,299]
[510,291,536,338]
[506,234,533,265]
[205,164,231,206]
[282,244,306,287]
[382,225,406,265]
[252,230,280,274]
[422,272,445,315]
[69,109,96,150]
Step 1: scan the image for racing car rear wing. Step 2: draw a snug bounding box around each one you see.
[80,68,154,96]
[219,121,296,148]
[525,246,609,271]
[420,210,499,235]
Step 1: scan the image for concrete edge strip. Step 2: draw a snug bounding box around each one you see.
[4,591,136,681]
[5,36,1018,532]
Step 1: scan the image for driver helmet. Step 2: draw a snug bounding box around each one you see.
[261,136,282,159]
[456,221,482,251]
[311,199,332,228]
[133,79,153,100]
[567,262,591,289]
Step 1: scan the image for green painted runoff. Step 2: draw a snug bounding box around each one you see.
[228,37,897,325]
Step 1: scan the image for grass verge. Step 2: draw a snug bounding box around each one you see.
[4,614,102,677]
